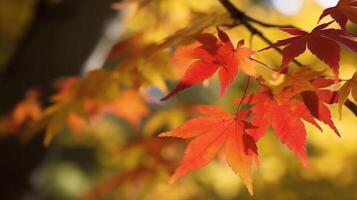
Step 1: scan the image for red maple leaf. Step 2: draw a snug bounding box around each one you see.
[300,78,340,136]
[319,0,357,30]
[275,69,340,135]
[161,28,255,100]
[242,85,323,167]
[159,105,258,194]
[260,22,357,79]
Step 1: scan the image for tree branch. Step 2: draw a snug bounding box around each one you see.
[218,0,357,117]
[345,99,357,116]
[218,0,303,66]
[219,1,295,28]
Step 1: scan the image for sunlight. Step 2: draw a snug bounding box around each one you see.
[314,0,338,8]
[271,0,303,15]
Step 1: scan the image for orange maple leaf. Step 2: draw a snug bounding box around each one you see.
[100,90,149,127]
[338,71,357,117]
[159,105,258,194]
[3,89,43,134]
[161,28,256,100]
[239,85,319,167]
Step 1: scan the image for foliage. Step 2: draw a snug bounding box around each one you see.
[1,0,357,199]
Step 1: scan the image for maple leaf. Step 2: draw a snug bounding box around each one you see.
[260,22,357,79]
[319,0,357,30]
[159,105,258,194]
[269,67,324,95]
[271,68,340,136]
[169,42,201,79]
[338,71,357,117]
[67,112,87,135]
[43,100,83,146]
[11,90,43,129]
[0,89,43,135]
[242,85,324,167]
[94,90,149,127]
[161,28,256,100]
[274,68,337,100]
[300,78,340,136]
[106,34,175,91]
[106,33,144,61]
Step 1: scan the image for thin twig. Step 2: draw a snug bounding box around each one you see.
[236,76,251,116]
[247,16,297,28]
[345,99,357,116]
[251,57,277,71]
[249,33,255,49]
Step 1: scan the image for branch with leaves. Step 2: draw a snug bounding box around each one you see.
[159,0,357,194]
[218,0,357,116]
[0,0,356,197]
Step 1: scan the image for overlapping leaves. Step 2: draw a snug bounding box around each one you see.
[240,76,339,167]
[2,0,357,196]
[260,22,357,79]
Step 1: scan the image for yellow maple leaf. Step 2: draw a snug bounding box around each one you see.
[338,71,357,118]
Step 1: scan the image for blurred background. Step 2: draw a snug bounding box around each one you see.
[0,0,356,199]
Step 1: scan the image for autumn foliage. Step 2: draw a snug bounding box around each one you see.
[160,106,258,194]
[155,0,357,193]
[1,0,357,197]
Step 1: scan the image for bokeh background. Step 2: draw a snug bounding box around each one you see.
[0,0,356,199]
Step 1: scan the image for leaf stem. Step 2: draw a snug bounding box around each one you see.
[251,57,277,72]
[236,76,251,116]
[249,33,255,49]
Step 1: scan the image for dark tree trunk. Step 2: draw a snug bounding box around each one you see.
[0,0,115,199]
